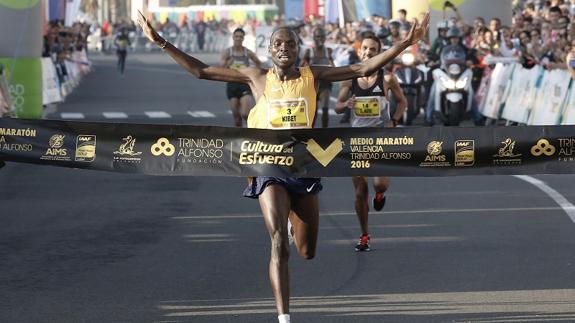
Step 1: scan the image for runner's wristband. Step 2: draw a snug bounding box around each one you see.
[159,38,168,49]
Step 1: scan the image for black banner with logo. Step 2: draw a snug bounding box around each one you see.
[0,118,574,177]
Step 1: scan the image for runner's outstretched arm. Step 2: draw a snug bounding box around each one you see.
[313,12,430,82]
[137,11,252,84]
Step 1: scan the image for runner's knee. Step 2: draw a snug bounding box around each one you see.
[373,178,390,193]
[296,244,315,260]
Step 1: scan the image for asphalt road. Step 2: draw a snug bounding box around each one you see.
[1,52,575,323]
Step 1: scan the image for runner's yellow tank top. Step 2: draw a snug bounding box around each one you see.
[247,66,317,129]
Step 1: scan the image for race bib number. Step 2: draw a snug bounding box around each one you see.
[353,96,381,118]
[268,98,309,128]
[229,61,247,70]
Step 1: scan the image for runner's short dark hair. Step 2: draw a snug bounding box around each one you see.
[362,34,382,52]
[270,27,299,44]
[233,28,245,35]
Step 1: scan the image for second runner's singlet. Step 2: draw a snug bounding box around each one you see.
[248,66,317,129]
[308,47,332,67]
[228,47,250,70]
[350,69,390,128]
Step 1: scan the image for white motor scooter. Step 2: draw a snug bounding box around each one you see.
[432,45,473,126]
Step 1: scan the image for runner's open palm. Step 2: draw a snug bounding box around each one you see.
[404,12,430,45]
[137,10,160,44]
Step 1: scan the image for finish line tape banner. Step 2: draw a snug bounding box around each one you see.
[1,118,575,177]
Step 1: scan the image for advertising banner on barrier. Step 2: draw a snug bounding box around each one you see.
[41,57,62,105]
[561,82,575,125]
[2,118,575,177]
[529,69,571,125]
[501,65,542,124]
[481,63,513,119]
[0,66,12,116]
[0,1,43,119]
[0,58,43,119]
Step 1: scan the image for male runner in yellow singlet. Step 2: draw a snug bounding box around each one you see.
[138,11,429,323]
[335,34,407,252]
[220,28,261,127]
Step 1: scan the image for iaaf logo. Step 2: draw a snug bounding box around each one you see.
[75,135,96,162]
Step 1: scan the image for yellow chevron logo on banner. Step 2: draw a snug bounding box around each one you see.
[305,138,343,167]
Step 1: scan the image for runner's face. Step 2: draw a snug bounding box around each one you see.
[359,39,380,61]
[269,29,298,68]
[233,32,244,46]
[313,30,326,46]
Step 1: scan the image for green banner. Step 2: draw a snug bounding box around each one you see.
[0,58,42,119]
[1,118,575,177]
[0,0,42,118]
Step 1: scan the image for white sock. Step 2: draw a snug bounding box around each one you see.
[278,314,290,323]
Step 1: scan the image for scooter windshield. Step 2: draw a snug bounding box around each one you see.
[440,45,466,68]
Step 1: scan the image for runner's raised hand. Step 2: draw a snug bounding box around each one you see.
[137,10,162,45]
[404,12,431,45]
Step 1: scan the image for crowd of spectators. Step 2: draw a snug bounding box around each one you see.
[43,20,91,85]
[45,0,574,78]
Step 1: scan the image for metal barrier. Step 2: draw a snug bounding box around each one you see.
[0,65,14,117]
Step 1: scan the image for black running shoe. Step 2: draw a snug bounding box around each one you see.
[373,192,386,211]
[355,234,370,252]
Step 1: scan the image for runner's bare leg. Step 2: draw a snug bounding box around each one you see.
[229,97,242,127]
[352,176,369,235]
[259,184,292,315]
[289,193,319,259]
[239,94,254,124]
[318,89,330,128]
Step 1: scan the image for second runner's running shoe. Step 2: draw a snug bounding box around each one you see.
[373,192,386,211]
[355,234,370,252]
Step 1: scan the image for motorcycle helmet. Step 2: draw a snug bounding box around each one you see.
[436,20,449,31]
[388,20,401,30]
[377,27,390,39]
[446,26,460,39]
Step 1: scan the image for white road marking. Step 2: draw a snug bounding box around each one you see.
[145,111,172,118]
[123,66,189,75]
[103,112,128,119]
[514,175,575,224]
[158,289,575,317]
[172,206,566,220]
[60,112,85,119]
[187,111,216,118]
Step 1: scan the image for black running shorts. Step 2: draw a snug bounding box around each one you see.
[226,82,252,99]
[243,177,322,199]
